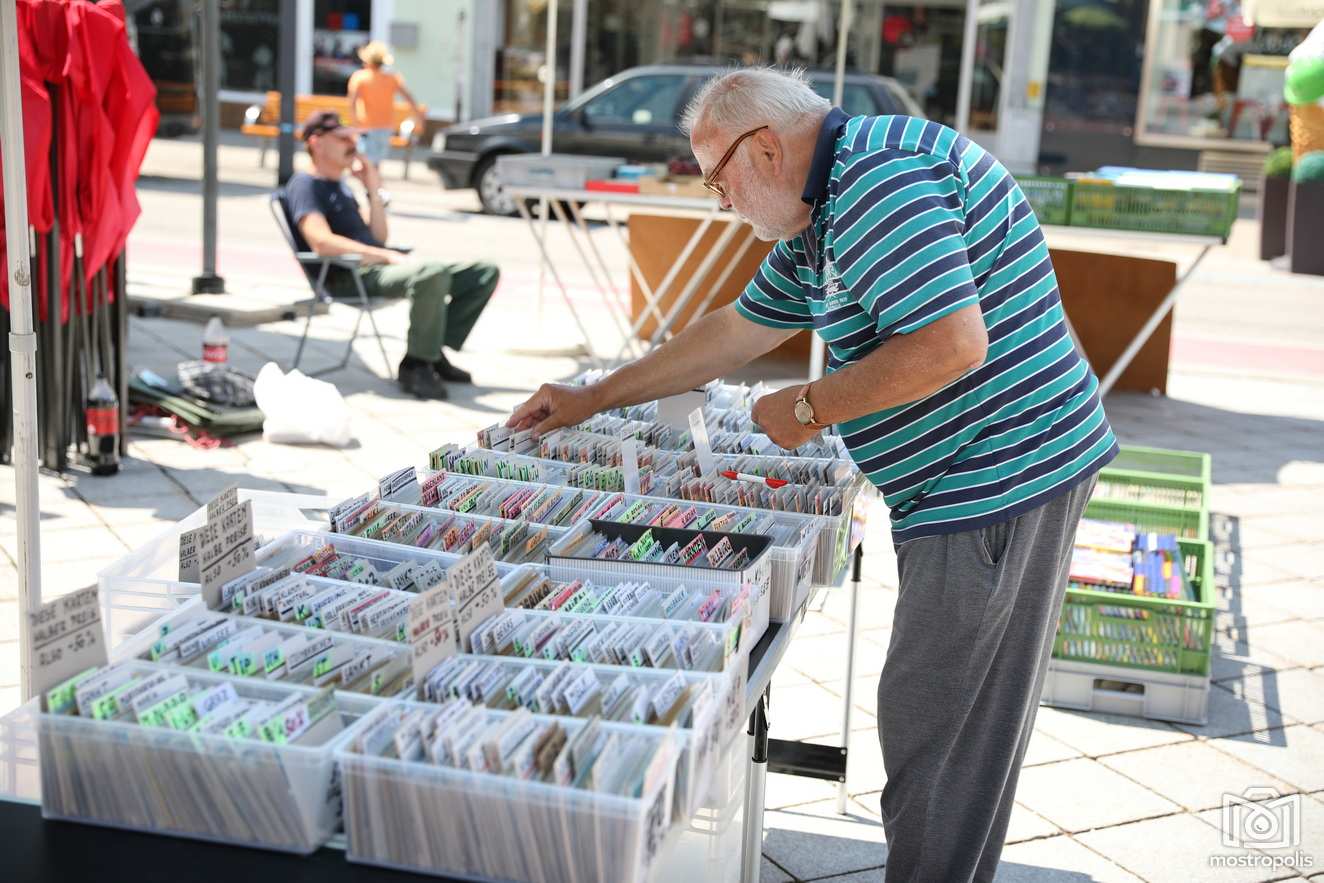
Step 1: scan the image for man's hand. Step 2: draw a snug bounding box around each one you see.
[351,155,382,193]
[751,386,823,451]
[507,383,601,438]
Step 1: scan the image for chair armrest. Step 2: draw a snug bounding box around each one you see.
[388,246,413,255]
[244,104,264,125]
[296,251,363,268]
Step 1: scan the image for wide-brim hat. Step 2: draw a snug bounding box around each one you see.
[357,40,394,67]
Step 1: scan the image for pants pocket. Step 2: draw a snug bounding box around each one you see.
[976,518,1013,568]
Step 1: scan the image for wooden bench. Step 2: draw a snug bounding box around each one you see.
[241,91,427,178]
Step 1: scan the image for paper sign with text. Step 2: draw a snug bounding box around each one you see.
[688,408,717,477]
[199,500,256,609]
[30,586,108,708]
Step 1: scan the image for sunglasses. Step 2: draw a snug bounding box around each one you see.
[702,125,769,199]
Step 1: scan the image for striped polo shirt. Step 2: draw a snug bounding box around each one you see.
[736,110,1117,543]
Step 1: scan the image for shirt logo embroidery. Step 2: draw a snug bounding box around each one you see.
[821,258,850,311]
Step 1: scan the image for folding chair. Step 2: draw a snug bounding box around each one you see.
[269,190,396,379]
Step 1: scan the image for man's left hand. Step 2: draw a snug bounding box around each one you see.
[751,386,822,451]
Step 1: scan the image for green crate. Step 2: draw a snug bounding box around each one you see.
[1110,445,1211,485]
[1094,470,1206,514]
[1083,496,1208,541]
[1054,538,1215,676]
[1068,179,1239,238]
[1016,176,1072,226]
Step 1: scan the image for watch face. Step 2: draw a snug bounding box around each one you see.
[794,399,815,425]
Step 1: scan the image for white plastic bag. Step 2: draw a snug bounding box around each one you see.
[253,362,356,447]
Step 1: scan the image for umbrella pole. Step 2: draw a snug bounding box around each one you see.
[1,0,46,701]
[113,251,127,455]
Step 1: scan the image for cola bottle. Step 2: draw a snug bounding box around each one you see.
[203,316,229,364]
[85,375,120,476]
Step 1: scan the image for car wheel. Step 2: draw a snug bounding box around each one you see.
[475,155,520,216]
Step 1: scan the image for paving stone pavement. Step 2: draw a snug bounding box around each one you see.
[1,136,1322,881]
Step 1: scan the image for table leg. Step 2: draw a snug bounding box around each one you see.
[562,200,643,360]
[740,692,769,883]
[647,219,744,348]
[549,198,637,357]
[836,543,864,814]
[1097,243,1212,397]
[613,210,720,363]
[603,203,669,332]
[514,198,602,369]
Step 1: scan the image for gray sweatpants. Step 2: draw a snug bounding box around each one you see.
[877,475,1096,883]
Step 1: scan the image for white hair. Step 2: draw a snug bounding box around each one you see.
[679,67,831,140]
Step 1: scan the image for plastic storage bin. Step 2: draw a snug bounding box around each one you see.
[38,662,381,853]
[0,698,40,803]
[548,519,778,620]
[1108,444,1211,485]
[495,153,625,191]
[1040,657,1209,725]
[110,599,413,696]
[1082,497,1207,541]
[257,529,518,580]
[96,490,333,647]
[1054,538,1215,677]
[1068,176,1239,238]
[1016,175,1072,226]
[417,654,742,818]
[340,699,678,883]
[1092,470,1206,513]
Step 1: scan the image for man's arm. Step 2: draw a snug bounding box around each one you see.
[347,79,361,126]
[297,211,400,264]
[750,304,987,448]
[507,304,796,436]
[348,157,389,244]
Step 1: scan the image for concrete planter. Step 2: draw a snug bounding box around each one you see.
[1259,174,1290,260]
[1288,180,1324,276]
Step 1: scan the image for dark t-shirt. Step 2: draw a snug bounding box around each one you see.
[285,172,381,251]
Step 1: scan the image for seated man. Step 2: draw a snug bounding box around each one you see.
[286,110,499,399]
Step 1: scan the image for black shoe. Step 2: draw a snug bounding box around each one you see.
[398,360,449,400]
[433,351,473,384]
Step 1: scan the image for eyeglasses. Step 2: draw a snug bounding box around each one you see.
[702,125,769,199]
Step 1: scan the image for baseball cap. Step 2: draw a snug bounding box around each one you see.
[299,110,356,141]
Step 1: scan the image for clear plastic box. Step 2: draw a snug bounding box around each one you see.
[0,698,40,804]
[548,521,775,631]
[495,153,625,190]
[38,662,382,854]
[340,698,677,883]
[417,654,743,820]
[109,599,413,697]
[500,562,768,662]
[96,491,333,646]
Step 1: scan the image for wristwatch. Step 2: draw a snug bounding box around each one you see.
[793,383,827,429]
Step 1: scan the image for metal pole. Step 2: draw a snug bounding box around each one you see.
[569,0,587,99]
[836,543,864,814]
[1,0,45,700]
[808,0,855,383]
[955,0,980,133]
[536,0,559,322]
[193,0,225,293]
[277,0,298,186]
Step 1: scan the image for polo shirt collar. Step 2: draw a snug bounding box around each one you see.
[801,106,849,206]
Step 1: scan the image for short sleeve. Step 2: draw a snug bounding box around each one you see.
[735,237,814,329]
[832,151,979,337]
[284,174,322,226]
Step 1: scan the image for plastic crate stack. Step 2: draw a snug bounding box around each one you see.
[1042,445,1215,725]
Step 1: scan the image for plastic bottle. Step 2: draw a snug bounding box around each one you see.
[85,375,120,476]
[203,316,229,364]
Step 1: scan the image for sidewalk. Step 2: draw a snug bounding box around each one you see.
[0,135,1321,882]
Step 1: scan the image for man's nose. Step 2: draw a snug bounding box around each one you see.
[719,192,733,211]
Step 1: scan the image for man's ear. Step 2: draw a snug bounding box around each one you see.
[752,129,782,174]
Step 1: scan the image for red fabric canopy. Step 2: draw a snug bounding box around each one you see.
[0,0,157,319]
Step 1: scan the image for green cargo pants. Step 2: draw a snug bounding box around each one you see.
[351,261,499,360]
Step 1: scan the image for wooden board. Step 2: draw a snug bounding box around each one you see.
[627,214,1176,392]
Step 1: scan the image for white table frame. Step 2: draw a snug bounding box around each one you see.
[1041,226,1221,396]
[506,186,762,367]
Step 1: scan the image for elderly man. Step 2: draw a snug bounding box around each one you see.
[286,110,499,399]
[510,68,1117,882]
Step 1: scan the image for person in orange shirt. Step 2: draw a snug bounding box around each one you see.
[347,41,423,167]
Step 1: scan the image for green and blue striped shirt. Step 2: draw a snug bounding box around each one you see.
[736,110,1117,543]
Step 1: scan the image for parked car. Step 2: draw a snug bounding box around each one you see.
[429,64,924,214]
